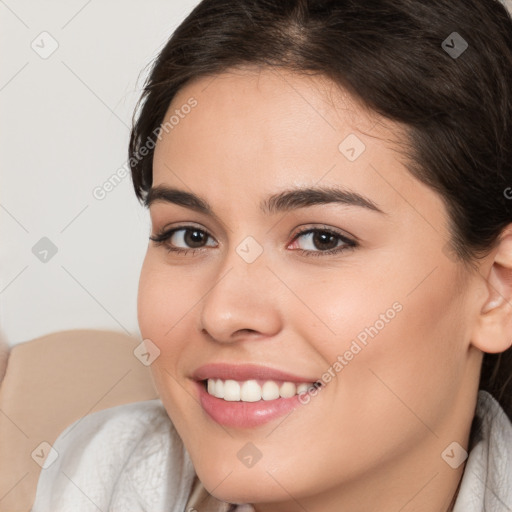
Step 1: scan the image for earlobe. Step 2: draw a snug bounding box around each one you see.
[471,226,512,354]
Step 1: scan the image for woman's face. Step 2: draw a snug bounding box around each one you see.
[138,67,482,509]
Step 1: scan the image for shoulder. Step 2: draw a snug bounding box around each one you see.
[31,400,197,512]
[453,390,512,511]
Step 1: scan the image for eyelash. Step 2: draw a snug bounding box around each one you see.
[150,225,358,258]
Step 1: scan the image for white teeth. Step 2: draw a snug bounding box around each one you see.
[261,381,280,400]
[206,378,313,402]
[223,380,241,401]
[296,383,310,394]
[279,382,296,398]
[213,379,224,399]
[240,380,261,402]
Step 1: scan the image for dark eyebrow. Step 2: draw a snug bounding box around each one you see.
[145,184,386,216]
[261,186,385,215]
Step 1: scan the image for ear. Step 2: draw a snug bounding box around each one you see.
[471,225,512,354]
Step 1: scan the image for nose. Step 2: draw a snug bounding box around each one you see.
[198,247,283,344]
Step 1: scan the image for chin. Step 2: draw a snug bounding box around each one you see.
[194,458,306,505]
[203,480,283,507]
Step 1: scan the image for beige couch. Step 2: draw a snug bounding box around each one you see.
[0,330,158,512]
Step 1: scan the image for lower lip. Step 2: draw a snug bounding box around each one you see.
[195,381,304,428]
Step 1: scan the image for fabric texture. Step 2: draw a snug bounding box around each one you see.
[452,391,512,511]
[31,391,511,512]
[30,400,198,512]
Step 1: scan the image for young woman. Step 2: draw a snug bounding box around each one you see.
[32,0,512,511]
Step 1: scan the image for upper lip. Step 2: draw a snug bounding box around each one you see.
[192,363,318,383]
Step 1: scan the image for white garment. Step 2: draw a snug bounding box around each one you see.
[31,391,511,512]
[452,391,512,511]
[30,400,198,512]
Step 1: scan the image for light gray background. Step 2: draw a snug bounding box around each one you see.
[1,0,200,346]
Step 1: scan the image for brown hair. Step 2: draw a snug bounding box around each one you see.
[129,0,512,418]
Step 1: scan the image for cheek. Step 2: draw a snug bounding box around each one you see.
[327,265,468,444]
[294,252,467,423]
[137,257,199,395]
[137,261,166,342]
[138,256,195,343]
[283,262,403,362]
[137,257,200,421]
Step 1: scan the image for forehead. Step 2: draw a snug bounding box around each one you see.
[158,66,383,153]
[151,67,432,220]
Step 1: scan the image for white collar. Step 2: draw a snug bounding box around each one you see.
[452,391,512,511]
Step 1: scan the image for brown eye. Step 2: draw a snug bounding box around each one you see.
[289,227,357,257]
[150,226,217,254]
[182,229,208,248]
[310,231,340,251]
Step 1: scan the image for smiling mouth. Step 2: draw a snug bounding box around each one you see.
[202,378,322,402]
